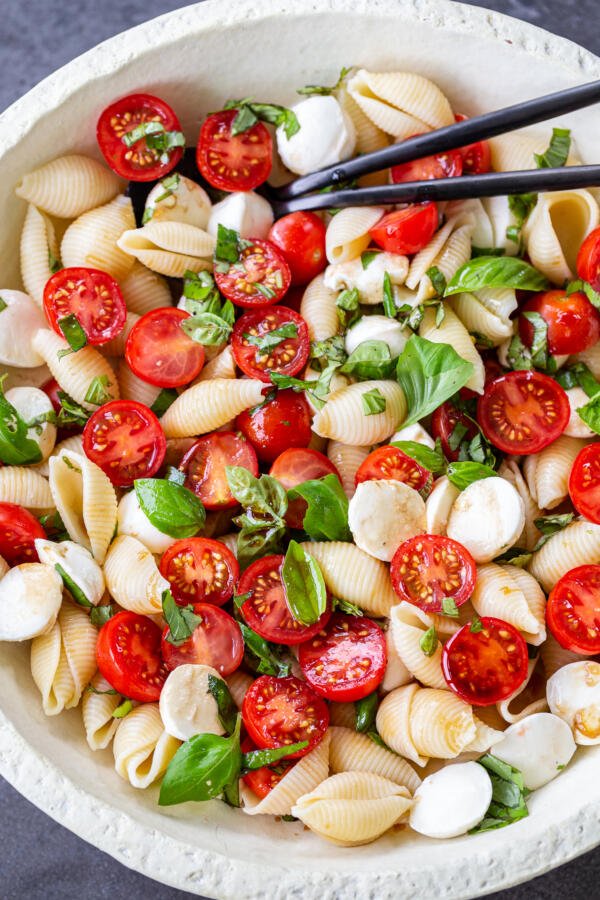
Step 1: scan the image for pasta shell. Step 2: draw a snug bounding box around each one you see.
[119,261,173,315]
[337,88,389,184]
[302,540,396,617]
[160,378,264,438]
[113,703,180,789]
[489,132,549,172]
[416,224,473,302]
[20,204,60,305]
[312,380,406,444]
[471,563,543,640]
[32,328,119,409]
[15,154,123,217]
[498,458,542,551]
[194,345,236,382]
[329,726,421,793]
[347,69,453,138]
[117,220,215,277]
[0,555,8,580]
[406,219,455,290]
[117,359,161,407]
[61,195,136,281]
[325,207,384,264]
[524,190,599,283]
[326,441,369,498]
[36,434,84,478]
[419,306,485,394]
[98,311,139,358]
[0,289,47,367]
[497,658,548,725]
[49,450,117,563]
[300,273,340,341]
[464,716,505,753]
[381,625,413,693]
[0,466,52,511]
[502,565,547,645]
[529,518,600,592]
[445,198,494,248]
[82,672,122,750]
[103,534,170,615]
[448,292,513,345]
[523,435,588,510]
[143,175,211,229]
[389,602,446,689]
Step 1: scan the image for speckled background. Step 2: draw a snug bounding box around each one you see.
[1,1,599,897]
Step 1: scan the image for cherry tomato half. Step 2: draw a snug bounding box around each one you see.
[160,537,239,607]
[236,389,312,464]
[231,306,310,383]
[577,226,600,292]
[96,610,168,702]
[355,445,430,491]
[569,443,600,525]
[269,447,341,530]
[196,110,272,192]
[214,239,291,308]
[454,114,492,175]
[267,212,327,286]
[238,554,331,645]
[125,307,205,388]
[431,401,478,462]
[442,616,529,706]
[390,534,476,614]
[391,140,463,183]
[43,267,127,346]
[241,735,296,798]
[161,603,243,676]
[519,290,600,356]
[369,203,439,255]
[0,502,45,565]
[477,370,569,454]
[82,399,166,487]
[298,613,387,702]
[242,675,329,758]
[179,431,258,509]
[547,565,600,655]
[97,92,183,181]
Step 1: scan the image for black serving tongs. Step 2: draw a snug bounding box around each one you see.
[267,79,600,217]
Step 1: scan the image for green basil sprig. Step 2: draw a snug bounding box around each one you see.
[354,692,378,733]
[57,313,87,357]
[0,376,43,465]
[287,474,351,541]
[391,439,447,475]
[244,323,298,353]
[340,340,396,381]
[150,388,178,417]
[85,375,112,405]
[297,66,351,97]
[446,461,497,491]
[224,99,300,139]
[227,467,288,568]
[239,622,292,677]
[362,387,387,416]
[134,479,206,538]
[162,590,203,646]
[469,754,529,833]
[556,361,600,397]
[181,311,234,346]
[281,540,327,626]
[534,127,571,169]
[444,256,549,296]
[396,336,474,426]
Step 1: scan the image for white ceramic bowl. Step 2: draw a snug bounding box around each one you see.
[2,1,600,896]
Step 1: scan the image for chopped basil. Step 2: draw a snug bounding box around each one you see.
[566,278,600,310]
[446,461,496,490]
[135,479,205,539]
[336,287,361,329]
[494,547,533,568]
[419,626,439,656]
[56,391,90,428]
[215,224,244,268]
[235,520,287,570]
[396,335,474,426]
[470,331,495,349]
[391,439,447,475]
[444,256,549,295]
[183,270,221,304]
[112,699,133,719]
[207,674,238,735]
[459,430,497,468]
[0,376,43,465]
[382,272,396,318]
[150,173,181,209]
[508,311,553,371]
[534,127,571,169]
[224,99,300,139]
[48,249,62,274]
[287,474,351,541]
[227,467,287,569]
[361,249,382,270]
[397,302,426,332]
[240,623,292,677]
[577,393,600,435]
[162,589,203,646]
[281,540,327,626]
[241,741,308,772]
[340,340,396,381]
[441,597,460,618]
[84,375,112,406]
[181,311,233,346]
[469,754,529,833]
[39,511,69,542]
[90,604,115,627]
[435,302,446,326]
[122,121,166,146]
[55,563,92,608]
[470,614,484,633]
[332,597,364,616]
[150,388,178,417]
[297,66,352,96]
[0,297,7,313]
[532,513,575,551]
[87,683,118,696]
[355,692,378,733]
[233,591,252,609]
[244,323,298,352]
[507,193,538,250]
[310,334,347,367]
[362,387,387,416]
[57,314,87,357]
[556,362,600,398]
[426,265,447,297]
[270,367,337,410]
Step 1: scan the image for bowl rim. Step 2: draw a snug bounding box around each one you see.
[2,1,600,897]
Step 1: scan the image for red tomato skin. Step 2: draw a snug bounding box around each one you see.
[43,267,127,346]
[179,432,258,509]
[519,290,600,356]
[231,307,310,383]
[125,307,205,388]
[390,534,476,614]
[82,399,166,487]
[268,212,327,286]
[160,537,239,607]
[214,239,291,309]
[196,110,272,192]
[391,148,463,183]
[0,502,46,565]
[454,114,492,174]
[355,445,430,491]
[369,204,439,255]
[242,675,329,758]
[569,443,600,525]
[236,390,313,464]
[270,447,340,530]
[547,564,600,655]
[96,610,168,702]
[431,402,478,462]
[161,603,244,676]
[577,226,600,291]
[240,736,295,798]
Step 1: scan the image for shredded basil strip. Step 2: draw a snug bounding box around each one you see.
[0,376,43,465]
[207,674,238,735]
[224,98,300,139]
[534,127,571,169]
[361,249,382,270]
[241,741,308,772]
[84,375,112,406]
[150,388,178,417]
[355,692,378,733]
[90,604,115,627]
[55,563,92,608]
[162,590,203,646]
[239,623,292,677]
[281,540,327,626]
[57,314,87,357]
[244,323,298,352]
[112,699,134,719]
[297,66,351,96]
[134,479,206,539]
[419,626,439,656]
[362,387,387,416]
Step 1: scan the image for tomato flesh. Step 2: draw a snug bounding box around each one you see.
[82,399,166,487]
[519,290,600,356]
[96,610,168,702]
[269,447,341,530]
[576,225,600,291]
[238,554,331,645]
[240,736,296,798]
[179,431,258,509]
[43,267,127,346]
[454,113,492,174]
[431,401,478,462]
[267,212,327,286]
[0,502,45,565]
[298,613,387,702]
[390,534,476,614]
[355,445,430,491]
[161,603,243,676]
[236,389,313,463]
[214,239,291,308]
[160,537,239,607]
[569,443,600,525]
[547,565,600,655]
[442,616,529,706]
[125,307,205,388]
[242,674,329,758]
[369,204,439,255]
[391,146,463,183]
[477,370,569,454]
[231,306,310,383]
[196,110,272,192]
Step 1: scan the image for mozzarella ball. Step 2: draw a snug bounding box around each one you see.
[425,475,461,536]
[277,96,356,176]
[409,762,493,838]
[5,386,56,460]
[35,538,105,607]
[0,563,63,641]
[324,252,409,305]
[159,664,226,741]
[345,315,409,359]
[348,479,426,562]
[547,660,600,745]
[490,713,576,789]
[144,175,211,228]
[564,386,595,438]
[207,191,274,240]
[447,476,525,563]
[390,423,435,449]
[117,489,177,554]
[0,290,47,367]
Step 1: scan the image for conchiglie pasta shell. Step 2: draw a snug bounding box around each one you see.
[0,466,52,511]
[329,726,421,793]
[36,434,84,478]
[16,154,123,218]
[409,688,476,759]
[406,219,455,290]
[523,435,587,510]
[524,189,599,284]
[529,518,600,592]
[61,195,136,281]
[32,328,119,409]
[194,345,236,382]
[448,293,513,345]
[119,261,173,314]
[82,672,122,750]
[489,132,549,172]
[20,204,59,305]
[419,306,485,394]
[415,223,473,302]
[49,450,117,563]
[302,540,396,617]
[471,563,542,639]
[103,534,169,614]
[498,458,542,551]
[113,703,180,789]
[389,602,446,688]
[463,716,505,753]
[337,88,390,185]
[347,69,453,138]
[117,221,215,277]
[502,564,547,645]
[98,311,139,358]
[326,441,369,498]
[300,274,340,341]
[325,207,384,264]
[496,658,548,724]
[160,378,264,438]
[376,683,424,765]
[312,380,406,445]
[226,670,253,709]
[117,359,161,407]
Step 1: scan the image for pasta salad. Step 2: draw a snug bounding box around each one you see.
[2,66,600,847]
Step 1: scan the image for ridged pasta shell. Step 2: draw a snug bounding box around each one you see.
[0,290,47,367]
[36,434,84,478]
[497,658,548,724]
[144,175,211,229]
[113,703,180,789]
[471,563,542,640]
[98,311,139,358]
[448,292,513,345]
[61,194,136,281]
[16,154,123,218]
[376,683,423,764]
[490,132,550,172]
[329,726,421,793]
[416,223,473,303]
[31,328,119,409]
[502,565,547,645]
[406,218,455,290]
[194,345,236,382]
[300,273,340,341]
[337,88,390,185]
[0,466,52,511]
[49,450,117,563]
[82,672,123,750]
[20,204,60,305]
[498,458,542,551]
[325,206,384,264]
[347,69,454,138]
[292,770,412,846]
[326,441,369,498]
[529,518,600,593]
[117,220,215,277]
[523,435,587,510]
[464,716,505,752]
[381,626,413,693]
[312,380,406,444]
[389,602,446,689]
[226,670,253,709]
[119,261,173,314]
[445,198,494,248]
[302,540,396,617]
[103,534,169,614]
[523,189,599,284]
[419,306,485,394]
[160,378,264,438]
[117,359,161,407]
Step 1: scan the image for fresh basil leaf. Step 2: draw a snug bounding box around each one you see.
[382,271,396,318]
[494,547,533,568]
[566,278,600,310]
[239,622,292,677]
[390,439,447,475]
[441,597,460,618]
[235,517,287,570]
[362,249,382,270]
[362,387,386,416]
[435,302,446,327]
[0,376,43,465]
[469,753,529,833]
[241,741,308,771]
[87,683,118,695]
[215,224,242,267]
[84,375,111,406]
[426,265,447,297]
[556,362,600,397]
[532,512,574,554]
[463,431,497,467]
[150,388,178,417]
[165,466,186,486]
[222,778,241,807]
[207,674,238,735]
[90,604,115,627]
[336,287,360,329]
[57,314,87,357]
[471,247,506,258]
[122,120,165,146]
[576,393,600,435]
[39,510,69,542]
[470,614,484,633]
[135,478,206,538]
[446,461,496,490]
[159,716,242,805]
[367,731,395,752]
[507,193,537,249]
[225,99,300,139]
[534,127,571,169]
[244,323,298,352]
[183,269,221,304]
[281,540,327,626]
[226,467,287,519]
[297,66,351,96]
[396,335,474,426]
[444,256,549,295]
[288,474,351,542]
[310,335,348,367]
[332,597,364,616]
[181,312,233,346]
[340,340,395,381]
[56,391,90,428]
[162,589,204,646]
[55,563,92,608]
[397,302,425,332]
[419,626,439,656]
[234,591,252,609]
[355,692,378,733]
[112,699,133,719]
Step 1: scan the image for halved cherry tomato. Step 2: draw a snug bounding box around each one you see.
[569,443,600,524]
[431,401,478,462]
[242,675,329,758]
[161,602,243,676]
[269,447,341,530]
[214,239,291,308]
[236,389,312,463]
[96,610,168,702]
[0,502,45,565]
[547,564,600,655]
[231,307,310,383]
[369,203,439,255]
[298,613,387,702]
[179,431,258,509]
[125,307,205,388]
[391,140,463,183]
[355,445,430,491]
[267,212,327,286]
[43,267,127,346]
[197,110,272,191]
[519,290,600,355]
[160,537,239,607]
[454,113,492,174]
[390,534,476,614]
[442,616,529,706]
[82,399,166,487]
[477,370,569,454]
[97,93,183,181]
[241,735,296,797]
[577,226,600,292]
[238,554,331,645]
